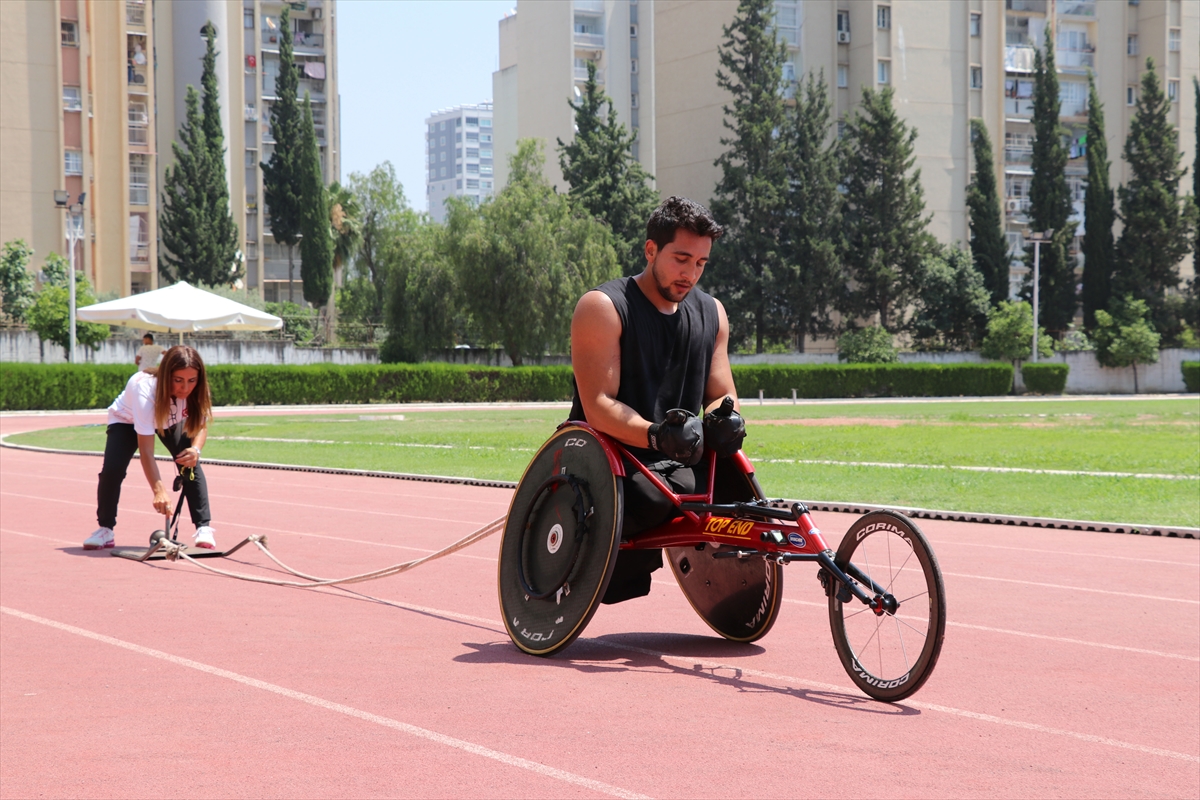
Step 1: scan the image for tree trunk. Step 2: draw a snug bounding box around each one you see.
[1132,362,1139,394]
[287,244,295,304]
[326,260,341,345]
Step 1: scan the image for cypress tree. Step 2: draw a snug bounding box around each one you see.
[297,96,333,310]
[709,0,790,353]
[558,61,659,276]
[1113,58,1198,339]
[261,5,304,302]
[199,21,240,282]
[966,118,1010,307]
[1026,26,1076,336]
[840,85,936,332]
[778,71,844,350]
[1080,72,1115,331]
[159,87,213,283]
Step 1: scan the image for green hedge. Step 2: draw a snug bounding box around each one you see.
[1021,362,1069,395]
[729,362,1013,399]
[0,361,1014,411]
[1184,361,1200,393]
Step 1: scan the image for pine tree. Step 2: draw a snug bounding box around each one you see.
[778,71,844,350]
[1025,27,1077,336]
[840,86,936,332]
[261,4,304,302]
[1080,72,1115,331]
[297,96,333,312]
[966,119,1010,307]
[558,61,659,276]
[708,0,790,353]
[1113,58,1198,340]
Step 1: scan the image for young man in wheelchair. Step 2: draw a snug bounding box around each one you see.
[569,196,748,604]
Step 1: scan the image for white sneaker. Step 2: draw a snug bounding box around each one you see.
[83,527,115,550]
[193,526,216,550]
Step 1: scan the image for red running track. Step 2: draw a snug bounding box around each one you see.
[2,409,1198,798]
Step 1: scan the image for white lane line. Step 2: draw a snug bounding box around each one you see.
[583,640,1199,764]
[941,571,1200,604]
[779,598,1199,661]
[208,435,535,453]
[0,606,651,800]
[0,527,78,547]
[925,538,1200,568]
[761,458,1198,481]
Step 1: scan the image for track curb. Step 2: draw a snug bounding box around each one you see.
[4,437,1194,540]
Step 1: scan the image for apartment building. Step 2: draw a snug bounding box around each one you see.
[0,0,340,304]
[426,103,495,223]
[493,0,652,191]
[1,0,160,297]
[493,0,1196,301]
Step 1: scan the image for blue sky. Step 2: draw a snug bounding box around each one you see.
[338,0,514,212]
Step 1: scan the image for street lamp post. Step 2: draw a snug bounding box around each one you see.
[1027,230,1053,364]
[54,191,87,363]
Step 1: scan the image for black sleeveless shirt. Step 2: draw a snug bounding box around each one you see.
[569,277,720,461]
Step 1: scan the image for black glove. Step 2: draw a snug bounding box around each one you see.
[703,396,746,458]
[647,409,704,466]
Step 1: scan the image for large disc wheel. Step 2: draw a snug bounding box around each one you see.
[828,510,946,702]
[666,457,783,643]
[498,426,623,656]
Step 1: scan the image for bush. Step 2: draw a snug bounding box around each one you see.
[1183,361,1200,393]
[1021,363,1069,395]
[0,362,1016,411]
[837,326,898,363]
[731,363,1012,399]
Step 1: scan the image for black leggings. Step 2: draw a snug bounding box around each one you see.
[602,461,701,605]
[96,423,211,530]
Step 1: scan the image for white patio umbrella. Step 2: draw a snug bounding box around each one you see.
[76,281,283,342]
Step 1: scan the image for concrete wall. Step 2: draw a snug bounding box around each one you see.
[0,331,379,366]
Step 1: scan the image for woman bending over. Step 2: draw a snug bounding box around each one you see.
[84,345,217,550]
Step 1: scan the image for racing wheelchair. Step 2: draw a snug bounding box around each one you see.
[497,421,946,702]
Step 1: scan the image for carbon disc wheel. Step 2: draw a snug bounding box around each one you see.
[828,511,946,702]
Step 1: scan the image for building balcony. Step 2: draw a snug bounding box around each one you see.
[130,245,150,264]
[574,0,605,13]
[128,124,148,146]
[262,30,324,50]
[573,66,604,83]
[573,31,605,49]
[1005,145,1032,163]
[127,64,149,90]
[1058,49,1095,70]
[1005,0,1046,13]
[1005,45,1036,73]
[1005,196,1031,217]
[1058,0,1096,19]
[245,105,258,121]
[129,187,149,206]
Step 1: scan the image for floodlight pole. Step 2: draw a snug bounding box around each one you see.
[1028,230,1053,364]
[56,191,86,363]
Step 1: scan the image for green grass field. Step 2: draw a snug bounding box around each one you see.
[9,398,1199,526]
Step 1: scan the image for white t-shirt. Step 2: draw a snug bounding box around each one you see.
[107,371,187,435]
[136,343,164,371]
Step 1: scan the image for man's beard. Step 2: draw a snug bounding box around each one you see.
[651,257,693,304]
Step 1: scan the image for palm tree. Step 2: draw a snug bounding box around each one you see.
[326,181,362,343]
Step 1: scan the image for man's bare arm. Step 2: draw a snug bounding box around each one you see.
[571,291,654,448]
[703,298,739,413]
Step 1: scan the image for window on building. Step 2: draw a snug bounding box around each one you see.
[970,13,981,37]
[244,9,254,28]
[971,66,983,90]
[1168,28,1180,52]
[775,1,799,44]
[61,21,78,46]
[1127,86,1136,106]
[439,121,446,131]
[631,92,639,109]
[128,101,149,144]
[480,133,492,143]
[466,163,479,174]
[466,148,479,158]
[481,149,493,159]
[837,10,850,35]
[782,62,796,83]
[1127,35,1138,55]
[63,86,82,111]
[482,180,492,190]
[455,132,462,142]
[440,166,446,177]
[481,118,492,127]
[439,151,446,162]
[480,164,493,176]
[837,120,846,138]
[877,5,890,30]
[466,131,478,142]
[455,118,462,127]
[1168,79,1179,102]
[466,179,479,189]
[439,136,445,146]
[129,154,149,204]
[455,147,462,158]
[466,116,478,126]
[837,65,848,88]
[631,58,638,73]
[630,24,638,37]
[877,59,890,85]
[456,179,463,189]
[456,164,462,174]
[64,150,83,175]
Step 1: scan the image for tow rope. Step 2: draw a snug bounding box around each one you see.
[150,516,506,588]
